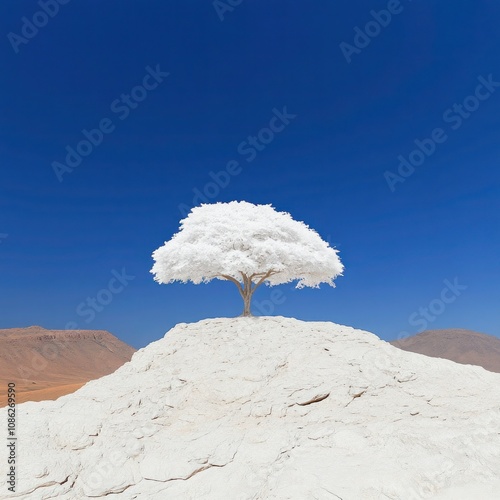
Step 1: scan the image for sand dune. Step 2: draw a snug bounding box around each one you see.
[0,326,135,406]
[390,328,500,373]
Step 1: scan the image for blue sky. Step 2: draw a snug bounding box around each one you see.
[1,0,499,349]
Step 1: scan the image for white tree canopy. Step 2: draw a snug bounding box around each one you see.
[150,201,344,315]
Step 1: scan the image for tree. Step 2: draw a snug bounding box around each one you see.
[150,201,344,316]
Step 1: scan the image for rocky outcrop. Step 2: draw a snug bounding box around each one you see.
[1,317,499,498]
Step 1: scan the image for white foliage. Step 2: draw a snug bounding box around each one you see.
[150,201,344,288]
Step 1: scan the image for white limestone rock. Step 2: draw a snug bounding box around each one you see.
[1,316,500,499]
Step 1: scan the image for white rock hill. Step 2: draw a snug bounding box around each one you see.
[2,317,500,499]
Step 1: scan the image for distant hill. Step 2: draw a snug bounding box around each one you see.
[0,326,135,406]
[390,328,500,373]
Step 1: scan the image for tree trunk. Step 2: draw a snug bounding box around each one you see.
[240,273,254,317]
[219,271,277,318]
[242,293,252,316]
[241,280,255,316]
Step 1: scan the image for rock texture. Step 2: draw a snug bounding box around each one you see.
[0,326,135,406]
[390,328,500,374]
[1,317,500,499]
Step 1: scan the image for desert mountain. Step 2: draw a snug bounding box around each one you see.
[390,328,500,373]
[1,317,500,498]
[0,326,135,406]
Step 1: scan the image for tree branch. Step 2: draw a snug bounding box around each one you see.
[240,272,251,295]
[249,272,268,279]
[218,270,280,296]
[250,269,279,292]
[253,271,271,289]
[219,274,244,297]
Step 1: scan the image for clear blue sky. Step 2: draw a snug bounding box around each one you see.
[1,1,499,348]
